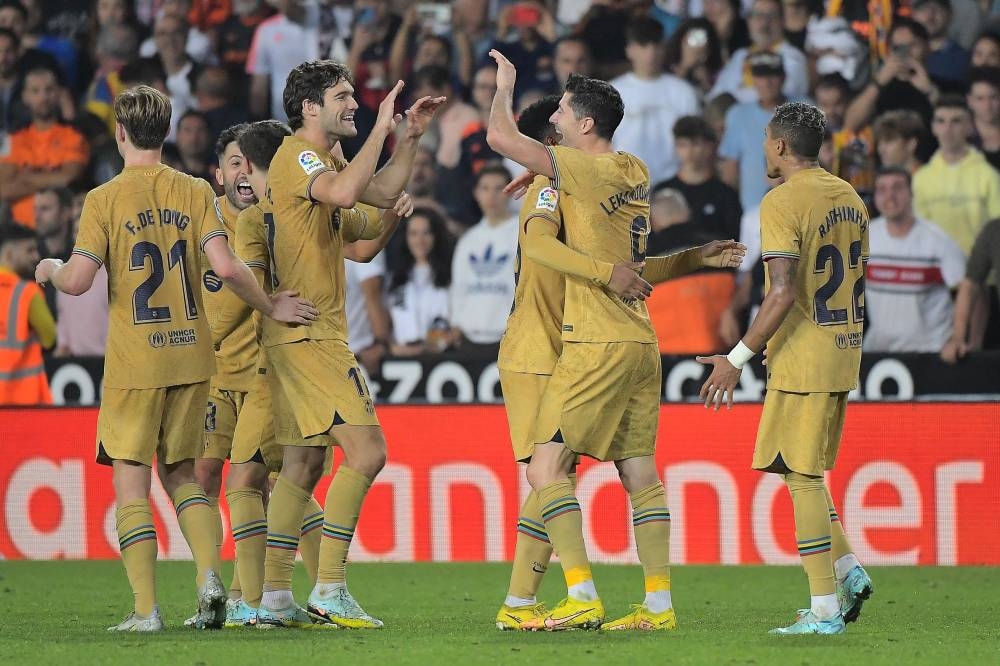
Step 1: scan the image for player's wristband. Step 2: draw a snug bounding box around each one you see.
[726,341,755,369]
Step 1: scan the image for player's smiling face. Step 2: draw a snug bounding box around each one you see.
[319,79,360,139]
[550,93,581,147]
[217,141,256,211]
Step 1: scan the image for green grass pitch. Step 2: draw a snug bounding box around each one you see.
[1,562,997,665]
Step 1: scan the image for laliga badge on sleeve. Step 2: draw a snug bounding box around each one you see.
[298,150,326,175]
[536,187,558,212]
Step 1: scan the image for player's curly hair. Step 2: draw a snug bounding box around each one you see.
[238,120,292,171]
[517,94,560,144]
[215,123,249,161]
[564,74,624,141]
[769,101,826,160]
[282,60,354,131]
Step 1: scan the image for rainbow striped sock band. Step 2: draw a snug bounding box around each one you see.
[119,523,156,550]
[516,516,549,543]
[541,497,581,522]
[232,519,267,542]
[266,532,300,551]
[301,512,323,536]
[797,535,833,556]
[829,509,840,522]
[322,522,354,543]
[174,493,209,515]
[633,507,671,527]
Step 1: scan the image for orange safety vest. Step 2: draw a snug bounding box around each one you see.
[0,272,52,405]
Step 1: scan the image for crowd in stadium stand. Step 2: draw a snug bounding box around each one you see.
[2,0,1000,401]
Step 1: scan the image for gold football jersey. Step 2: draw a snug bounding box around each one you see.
[200,196,257,391]
[72,165,226,389]
[261,135,379,349]
[545,145,656,344]
[760,167,869,392]
[234,202,269,372]
[497,175,566,374]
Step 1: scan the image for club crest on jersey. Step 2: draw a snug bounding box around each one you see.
[535,187,558,212]
[203,270,223,292]
[298,150,325,175]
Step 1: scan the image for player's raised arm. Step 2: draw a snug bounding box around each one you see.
[361,96,446,208]
[485,50,554,178]
[310,81,405,209]
[344,194,412,263]
[642,240,747,284]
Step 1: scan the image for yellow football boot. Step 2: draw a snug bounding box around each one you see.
[601,604,677,631]
[495,603,547,630]
[520,597,605,631]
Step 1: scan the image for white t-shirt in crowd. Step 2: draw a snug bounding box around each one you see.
[449,215,518,344]
[245,8,320,122]
[708,42,810,104]
[864,216,966,352]
[344,251,387,353]
[140,27,215,65]
[389,264,450,344]
[610,72,700,185]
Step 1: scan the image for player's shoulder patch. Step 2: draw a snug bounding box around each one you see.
[298,150,326,175]
[535,186,558,212]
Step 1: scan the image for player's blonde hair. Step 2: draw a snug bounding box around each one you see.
[114,85,171,150]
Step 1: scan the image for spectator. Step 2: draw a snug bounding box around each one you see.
[551,35,591,91]
[703,0,750,59]
[150,13,200,140]
[194,65,251,144]
[720,52,785,214]
[119,56,168,93]
[643,186,738,354]
[943,217,1000,362]
[913,95,1000,254]
[704,91,737,142]
[576,0,631,79]
[407,144,439,201]
[612,16,700,186]
[782,0,819,52]
[0,222,54,404]
[708,0,808,104]
[820,73,876,202]
[967,66,1000,171]
[54,200,108,358]
[843,18,938,134]
[971,31,1000,68]
[387,6,453,86]
[873,109,926,174]
[345,0,401,113]
[173,108,213,183]
[247,0,319,122]
[0,65,87,228]
[665,18,725,97]
[486,0,555,99]
[344,249,392,376]
[388,207,453,356]
[449,164,517,345]
[658,116,742,241]
[140,0,215,64]
[17,0,77,91]
[82,22,139,135]
[0,0,65,132]
[0,26,16,132]
[187,0,232,32]
[865,167,966,352]
[216,0,271,73]
[912,0,969,89]
[33,185,71,260]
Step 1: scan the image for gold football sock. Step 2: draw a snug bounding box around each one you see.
[826,487,853,562]
[226,487,266,607]
[630,482,672,596]
[507,489,552,600]
[786,473,835,596]
[299,496,324,585]
[172,483,220,588]
[317,467,371,584]
[538,480,595,599]
[263,474,312,592]
[116,500,158,616]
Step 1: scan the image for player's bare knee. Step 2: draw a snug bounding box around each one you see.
[614,457,659,494]
[195,459,224,498]
[158,459,196,496]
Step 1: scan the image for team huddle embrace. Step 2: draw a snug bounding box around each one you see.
[35,51,873,636]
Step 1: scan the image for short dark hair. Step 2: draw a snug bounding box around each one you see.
[935,93,970,114]
[0,222,36,250]
[120,57,166,87]
[625,15,664,46]
[282,60,354,131]
[815,73,851,99]
[875,165,912,188]
[215,123,249,161]
[475,162,512,186]
[37,186,73,210]
[769,101,826,159]
[238,120,292,170]
[968,66,1000,92]
[673,115,717,142]
[555,35,589,53]
[411,64,451,92]
[0,0,27,21]
[0,26,18,51]
[872,109,925,142]
[517,94,560,143]
[889,17,930,45]
[178,108,208,129]
[564,73,624,141]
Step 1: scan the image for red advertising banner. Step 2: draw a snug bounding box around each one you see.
[1,404,997,564]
